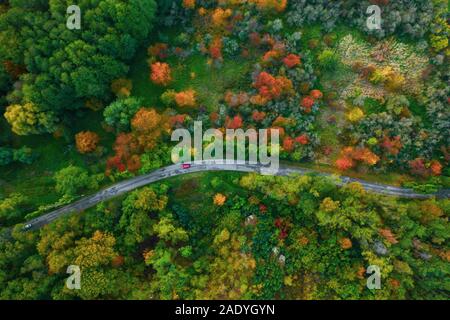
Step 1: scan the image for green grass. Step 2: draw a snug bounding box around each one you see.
[172,55,253,112]
[0,110,114,208]
[129,44,252,113]
[128,48,165,109]
[166,171,245,217]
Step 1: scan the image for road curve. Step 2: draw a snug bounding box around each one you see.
[21,160,450,230]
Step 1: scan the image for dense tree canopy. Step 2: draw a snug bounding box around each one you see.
[0,0,157,134]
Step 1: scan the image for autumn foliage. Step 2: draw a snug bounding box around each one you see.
[225,115,243,129]
[340,238,353,250]
[148,43,169,60]
[107,108,169,174]
[213,193,227,206]
[283,136,295,152]
[182,0,196,9]
[351,147,380,165]
[379,228,398,244]
[209,37,223,60]
[252,110,266,122]
[262,49,283,64]
[380,135,402,156]
[75,131,100,154]
[300,90,323,113]
[150,62,172,86]
[250,0,287,12]
[335,157,355,171]
[169,114,187,127]
[3,60,26,80]
[111,78,132,98]
[224,91,249,108]
[211,8,232,28]
[301,96,315,113]
[113,133,139,161]
[175,90,197,108]
[310,89,323,100]
[335,147,380,171]
[430,160,443,176]
[295,134,309,145]
[283,54,301,68]
[131,108,169,150]
[409,158,442,177]
[253,71,293,101]
[274,217,291,240]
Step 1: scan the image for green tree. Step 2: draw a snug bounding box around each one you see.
[0,0,157,134]
[54,165,102,196]
[103,97,143,131]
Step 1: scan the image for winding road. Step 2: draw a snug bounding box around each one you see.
[21,160,450,230]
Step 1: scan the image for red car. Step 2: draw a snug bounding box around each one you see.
[182,163,191,169]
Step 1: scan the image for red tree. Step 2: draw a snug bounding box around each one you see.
[409,158,428,177]
[283,54,301,68]
[225,115,243,129]
[283,136,295,152]
[335,157,355,171]
[301,96,315,113]
[430,160,442,176]
[380,136,402,155]
[253,72,293,100]
[295,134,309,145]
[310,89,323,99]
[150,62,172,86]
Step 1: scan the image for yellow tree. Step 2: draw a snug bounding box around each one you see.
[197,229,256,299]
[75,131,100,154]
[131,108,169,150]
[213,193,227,206]
[74,231,118,269]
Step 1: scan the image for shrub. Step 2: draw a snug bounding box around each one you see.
[283,54,301,68]
[213,193,227,206]
[161,90,177,106]
[317,49,339,71]
[175,90,197,108]
[150,62,172,86]
[75,131,100,154]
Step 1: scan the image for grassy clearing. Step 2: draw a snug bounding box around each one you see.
[171,55,253,112]
[130,49,253,113]
[167,171,244,215]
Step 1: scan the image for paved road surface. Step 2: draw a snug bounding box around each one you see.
[20,160,450,230]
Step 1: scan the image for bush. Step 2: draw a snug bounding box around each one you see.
[54,166,103,196]
[0,146,35,166]
[317,49,339,71]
